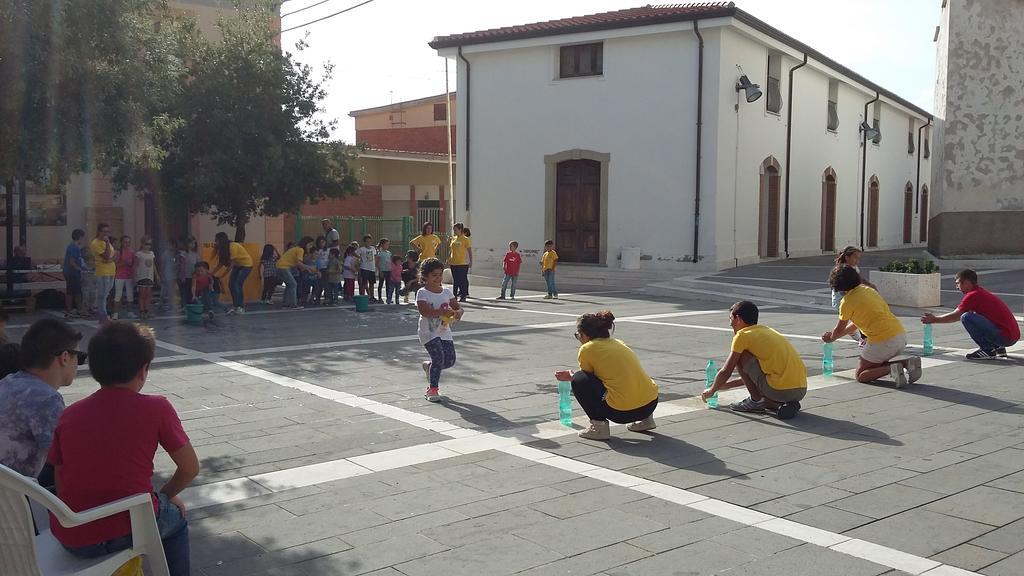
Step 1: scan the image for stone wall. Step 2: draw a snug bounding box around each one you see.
[931,0,1024,256]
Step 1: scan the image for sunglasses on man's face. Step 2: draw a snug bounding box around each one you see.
[60,349,88,366]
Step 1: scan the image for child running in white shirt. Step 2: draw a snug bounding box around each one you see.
[416,258,463,402]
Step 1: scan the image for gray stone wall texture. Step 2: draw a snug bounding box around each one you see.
[931,0,1024,256]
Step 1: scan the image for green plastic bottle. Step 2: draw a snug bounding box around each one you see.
[705,360,718,408]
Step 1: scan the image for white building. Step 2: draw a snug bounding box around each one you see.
[431,2,933,271]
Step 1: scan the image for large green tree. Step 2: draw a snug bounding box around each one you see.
[0,0,188,197]
[157,1,362,241]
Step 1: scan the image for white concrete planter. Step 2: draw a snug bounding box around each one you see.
[870,271,941,308]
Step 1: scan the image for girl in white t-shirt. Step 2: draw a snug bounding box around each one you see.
[134,236,157,320]
[416,258,463,402]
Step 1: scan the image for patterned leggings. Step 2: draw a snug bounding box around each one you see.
[424,337,456,387]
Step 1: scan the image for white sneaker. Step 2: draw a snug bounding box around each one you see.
[906,356,922,384]
[627,415,657,433]
[578,420,611,440]
[111,313,119,320]
[235,307,245,315]
[890,363,908,389]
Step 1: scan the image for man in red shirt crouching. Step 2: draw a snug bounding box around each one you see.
[48,322,199,575]
[922,268,1021,360]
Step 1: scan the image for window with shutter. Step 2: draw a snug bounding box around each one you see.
[924,135,930,159]
[827,80,839,131]
[559,43,603,78]
[433,103,446,121]
[766,53,782,114]
[907,118,915,154]
[872,102,882,145]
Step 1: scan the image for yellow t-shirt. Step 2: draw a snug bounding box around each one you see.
[541,249,558,271]
[411,234,441,259]
[229,242,253,267]
[839,285,905,343]
[731,324,807,390]
[448,235,471,265]
[276,246,305,269]
[577,338,659,410]
[90,238,115,277]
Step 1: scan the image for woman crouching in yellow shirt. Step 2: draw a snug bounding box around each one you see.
[822,265,921,388]
[555,311,659,440]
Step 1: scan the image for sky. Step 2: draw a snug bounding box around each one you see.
[279,0,942,142]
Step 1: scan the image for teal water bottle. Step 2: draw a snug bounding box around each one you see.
[557,380,572,426]
[704,360,718,408]
[923,324,934,356]
[823,341,834,376]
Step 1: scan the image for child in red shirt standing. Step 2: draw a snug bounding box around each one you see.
[497,241,522,301]
[48,322,198,576]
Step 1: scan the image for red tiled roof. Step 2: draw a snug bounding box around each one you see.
[429,3,736,48]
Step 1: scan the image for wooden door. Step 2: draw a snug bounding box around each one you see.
[556,160,601,263]
[867,180,880,248]
[759,167,781,258]
[821,176,836,252]
[920,186,929,242]
[903,184,913,244]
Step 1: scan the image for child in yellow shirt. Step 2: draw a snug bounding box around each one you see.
[541,240,558,299]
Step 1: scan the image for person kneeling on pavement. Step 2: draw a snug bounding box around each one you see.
[702,301,806,419]
[555,310,659,440]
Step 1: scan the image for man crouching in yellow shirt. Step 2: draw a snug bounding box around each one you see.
[702,301,807,420]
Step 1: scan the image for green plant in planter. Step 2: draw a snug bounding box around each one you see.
[878,259,940,274]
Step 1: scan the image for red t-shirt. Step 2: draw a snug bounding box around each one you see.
[114,249,135,280]
[194,273,212,292]
[48,387,190,547]
[503,251,523,276]
[958,287,1020,342]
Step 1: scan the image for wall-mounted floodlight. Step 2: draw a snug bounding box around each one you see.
[735,74,762,103]
[860,121,880,141]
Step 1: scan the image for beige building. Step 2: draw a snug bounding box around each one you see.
[931,0,1024,256]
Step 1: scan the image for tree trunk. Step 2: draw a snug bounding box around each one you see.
[234,219,246,243]
[4,177,14,294]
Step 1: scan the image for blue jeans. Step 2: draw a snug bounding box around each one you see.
[95,275,115,318]
[279,269,297,307]
[228,266,251,309]
[961,311,1016,351]
[65,492,190,576]
[543,270,557,295]
[501,274,518,298]
[199,288,230,313]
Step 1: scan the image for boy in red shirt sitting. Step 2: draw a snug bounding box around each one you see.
[48,322,199,576]
[922,268,1020,359]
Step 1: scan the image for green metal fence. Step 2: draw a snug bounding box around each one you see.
[294,216,414,255]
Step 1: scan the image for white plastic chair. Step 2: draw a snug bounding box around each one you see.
[0,463,169,576]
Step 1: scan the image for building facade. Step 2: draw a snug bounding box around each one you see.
[930,0,1024,257]
[287,93,457,240]
[431,3,933,272]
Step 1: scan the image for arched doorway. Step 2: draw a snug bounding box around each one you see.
[920,184,929,242]
[759,157,782,258]
[867,176,880,248]
[903,182,914,244]
[555,159,601,263]
[821,168,837,252]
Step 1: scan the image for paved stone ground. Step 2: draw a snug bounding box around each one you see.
[11,268,1024,576]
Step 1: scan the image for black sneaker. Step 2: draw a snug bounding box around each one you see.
[776,401,801,420]
[995,347,1008,358]
[966,349,999,360]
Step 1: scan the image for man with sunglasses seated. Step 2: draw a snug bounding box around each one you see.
[0,318,84,486]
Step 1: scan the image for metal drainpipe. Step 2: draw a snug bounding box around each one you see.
[783,53,808,258]
[692,20,704,264]
[915,117,931,213]
[457,46,471,211]
[860,92,880,250]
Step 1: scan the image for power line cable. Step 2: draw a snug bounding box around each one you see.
[280,0,375,33]
[281,0,334,18]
